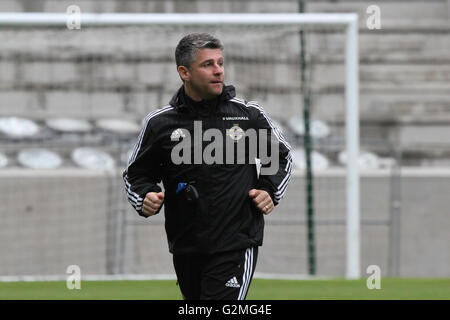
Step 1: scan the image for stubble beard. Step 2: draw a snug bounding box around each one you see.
[187,80,223,101]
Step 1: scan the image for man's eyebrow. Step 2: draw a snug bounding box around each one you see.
[199,57,224,65]
[199,58,213,64]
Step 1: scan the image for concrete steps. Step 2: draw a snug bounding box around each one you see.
[0,0,449,164]
[307,0,449,21]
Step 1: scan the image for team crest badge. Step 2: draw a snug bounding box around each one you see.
[227,124,244,142]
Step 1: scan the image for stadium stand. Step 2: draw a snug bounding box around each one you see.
[0,0,449,278]
[0,0,449,165]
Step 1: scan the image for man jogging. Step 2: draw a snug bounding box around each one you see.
[123,33,292,300]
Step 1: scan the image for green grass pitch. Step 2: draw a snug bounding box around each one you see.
[1,278,449,300]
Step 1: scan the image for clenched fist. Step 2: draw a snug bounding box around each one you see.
[142,192,165,217]
[248,189,274,215]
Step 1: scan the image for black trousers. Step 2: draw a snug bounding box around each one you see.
[173,246,258,300]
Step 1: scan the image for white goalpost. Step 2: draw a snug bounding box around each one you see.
[0,13,360,280]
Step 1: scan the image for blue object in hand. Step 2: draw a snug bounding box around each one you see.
[176,182,187,194]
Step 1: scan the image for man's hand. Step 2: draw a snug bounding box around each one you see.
[248,189,274,215]
[142,192,165,217]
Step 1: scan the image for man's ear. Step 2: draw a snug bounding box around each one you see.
[177,65,190,82]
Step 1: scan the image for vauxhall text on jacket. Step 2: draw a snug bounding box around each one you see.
[123,85,292,255]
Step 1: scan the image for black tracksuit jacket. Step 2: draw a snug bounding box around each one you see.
[123,85,292,255]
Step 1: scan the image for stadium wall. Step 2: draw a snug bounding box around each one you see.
[0,168,448,278]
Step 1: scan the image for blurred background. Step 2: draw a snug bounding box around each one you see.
[0,0,449,281]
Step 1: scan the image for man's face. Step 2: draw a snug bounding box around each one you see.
[178,48,225,101]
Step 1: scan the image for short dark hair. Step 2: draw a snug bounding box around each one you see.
[175,33,223,69]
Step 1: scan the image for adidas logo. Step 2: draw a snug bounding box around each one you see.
[170,128,186,141]
[225,277,240,288]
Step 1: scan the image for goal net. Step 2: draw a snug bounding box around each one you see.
[0,13,369,281]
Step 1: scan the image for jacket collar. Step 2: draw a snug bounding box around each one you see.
[169,84,236,113]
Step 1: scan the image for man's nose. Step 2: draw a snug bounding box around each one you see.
[213,63,224,75]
